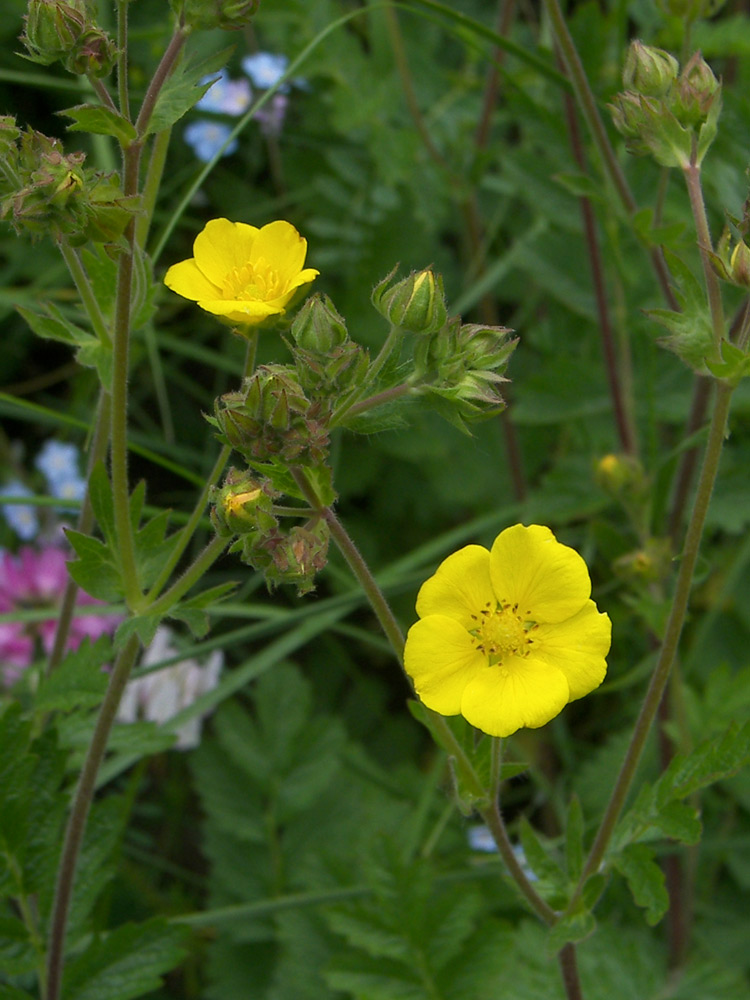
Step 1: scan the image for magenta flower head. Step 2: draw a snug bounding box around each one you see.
[0,545,121,687]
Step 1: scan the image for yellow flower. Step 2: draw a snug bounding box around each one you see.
[404,524,611,738]
[164,218,319,327]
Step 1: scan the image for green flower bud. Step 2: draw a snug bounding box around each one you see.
[595,453,647,498]
[172,0,260,31]
[670,52,720,129]
[729,241,750,287]
[623,41,679,98]
[291,293,348,353]
[64,26,118,78]
[21,0,88,66]
[614,538,672,584]
[214,365,330,466]
[372,267,448,334]
[210,468,278,537]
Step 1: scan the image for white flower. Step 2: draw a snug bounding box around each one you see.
[118,627,223,750]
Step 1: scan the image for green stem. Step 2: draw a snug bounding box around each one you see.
[144,331,258,602]
[330,383,411,427]
[111,144,143,610]
[682,160,724,358]
[116,0,130,120]
[58,241,112,348]
[134,27,189,139]
[571,379,734,902]
[46,390,112,675]
[45,634,141,1000]
[146,534,229,621]
[135,127,172,250]
[541,0,678,311]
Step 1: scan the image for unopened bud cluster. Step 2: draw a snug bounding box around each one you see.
[171,0,260,31]
[22,0,117,77]
[289,294,370,402]
[211,468,328,594]
[0,120,138,243]
[411,316,517,427]
[610,42,721,168]
[214,365,330,467]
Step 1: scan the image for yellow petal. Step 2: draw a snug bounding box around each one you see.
[415,544,494,629]
[164,258,221,302]
[531,600,611,700]
[460,656,569,737]
[196,298,282,325]
[404,615,485,715]
[490,524,591,624]
[252,220,308,279]
[193,218,259,287]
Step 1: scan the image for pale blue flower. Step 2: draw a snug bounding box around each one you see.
[196,70,252,116]
[184,121,238,163]
[35,440,86,506]
[242,52,289,90]
[255,93,289,138]
[0,481,39,540]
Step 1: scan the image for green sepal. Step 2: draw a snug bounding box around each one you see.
[60,104,138,146]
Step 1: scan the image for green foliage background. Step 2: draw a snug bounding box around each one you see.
[3,0,750,997]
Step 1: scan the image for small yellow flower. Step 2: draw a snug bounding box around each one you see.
[404,524,611,738]
[164,218,319,327]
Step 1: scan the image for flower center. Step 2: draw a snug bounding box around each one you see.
[223,257,284,301]
[470,602,534,665]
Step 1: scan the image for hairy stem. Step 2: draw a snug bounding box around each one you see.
[572,379,733,902]
[45,634,141,1000]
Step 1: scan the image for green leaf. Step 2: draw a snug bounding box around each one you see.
[61,918,187,1000]
[547,904,597,953]
[0,915,37,977]
[0,987,37,1000]
[35,636,111,714]
[169,581,237,638]
[60,104,138,145]
[88,462,117,547]
[613,843,669,926]
[16,302,86,345]
[66,529,124,603]
[518,817,566,894]
[147,47,234,136]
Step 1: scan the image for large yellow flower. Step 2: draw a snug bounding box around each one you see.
[404,524,611,738]
[164,218,319,327]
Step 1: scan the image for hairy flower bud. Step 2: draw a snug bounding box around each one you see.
[22,0,87,65]
[671,51,721,129]
[372,267,448,334]
[623,41,679,98]
[214,365,329,466]
[291,293,348,353]
[729,240,750,287]
[173,0,260,31]
[595,453,647,499]
[210,468,278,537]
[64,26,118,77]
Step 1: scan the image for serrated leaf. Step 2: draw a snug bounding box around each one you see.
[16,303,85,344]
[518,816,565,889]
[60,104,137,145]
[35,636,111,713]
[114,613,161,650]
[61,918,187,1000]
[75,337,114,392]
[656,722,750,805]
[147,47,234,136]
[613,843,669,925]
[0,915,37,976]
[66,529,124,602]
[88,462,117,547]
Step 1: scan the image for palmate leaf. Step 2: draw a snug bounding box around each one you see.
[60,918,187,1000]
